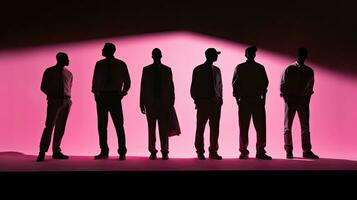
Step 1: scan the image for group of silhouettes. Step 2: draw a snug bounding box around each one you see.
[36,43,319,162]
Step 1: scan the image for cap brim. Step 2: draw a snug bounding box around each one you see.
[217,51,221,54]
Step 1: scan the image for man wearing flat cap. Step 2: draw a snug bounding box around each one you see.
[190,48,223,160]
[232,46,272,160]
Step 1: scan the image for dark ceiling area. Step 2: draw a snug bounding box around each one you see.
[1,0,356,74]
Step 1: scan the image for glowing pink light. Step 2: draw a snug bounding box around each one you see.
[0,32,356,160]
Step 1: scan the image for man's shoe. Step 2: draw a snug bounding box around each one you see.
[119,154,126,161]
[197,154,206,160]
[36,151,45,162]
[286,151,294,159]
[94,152,109,160]
[52,152,69,160]
[239,153,249,160]
[209,153,223,160]
[149,153,157,160]
[303,151,319,159]
[256,153,272,160]
[162,153,169,160]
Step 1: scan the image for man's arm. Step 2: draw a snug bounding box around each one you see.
[217,69,223,105]
[232,66,239,97]
[306,69,314,103]
[262,66,269,94]
[91,62,99,94]
[169,68,175,107]
[307,69,314,96]
[190,68,197,103]
[139,68,146,114]
[261,66,269,103]
[40,69,48,95]
[280,68,288,101]
[121,62,131,96]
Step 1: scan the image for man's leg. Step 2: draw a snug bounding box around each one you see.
[39,100,60,153]
[109,98,127,157]
[284,102,297,153]
[146,107,158,155]
[238,100,251,156]
[297,103,312,153]
[195,103,209,156]
[252,101,267,155]
[52,100,72,154]
[96,96,109,154]
[208,102,221,156]
[158,109,169,156]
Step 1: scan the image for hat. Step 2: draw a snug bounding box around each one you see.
[205,48,221,56]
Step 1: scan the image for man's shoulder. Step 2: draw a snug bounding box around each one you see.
[113,58,127,65]
[285,63,298,71]
[44,66,57,74]
[304,65,314,72]
[236,62,246,69]
[63,67,73,75]
[143,64,154,71]
[96,59,106,65]
[161,64,171,70]
[255,62,265,68]
[194,64,205,70]
[212,65,221,72]
[96,58,126,66]
[193,64,204,73]
[45,65,56,71]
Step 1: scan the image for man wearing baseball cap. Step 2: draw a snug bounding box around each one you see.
[190,48,223,160]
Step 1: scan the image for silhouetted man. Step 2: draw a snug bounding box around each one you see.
[140,48,175,160]
[92,43,131,160]
[37,52,72,162]
[280,47,319,159]
[191,48,223,160]
[232,46,272,160]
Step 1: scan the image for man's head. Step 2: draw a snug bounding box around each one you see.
[102,42,116,58]
[205,48,221,62]
[297,47,308,63]
[56,52,69,67]
[152,48,162,62]
[245,46,257,61]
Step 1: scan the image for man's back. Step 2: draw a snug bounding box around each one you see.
[41,65,73,98]
[232,61,268,97]
[92,58,131,94]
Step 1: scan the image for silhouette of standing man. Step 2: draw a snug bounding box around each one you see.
[280,47,319,159]
[232,46,272,160]
[191,48,223,160]
[37,52,72,162]
[140,48,175,160]
[92,43,131,160]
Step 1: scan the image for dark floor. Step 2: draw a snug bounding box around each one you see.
[1,152,357,172]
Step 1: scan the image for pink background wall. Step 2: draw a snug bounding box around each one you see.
[0,32,356,159]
